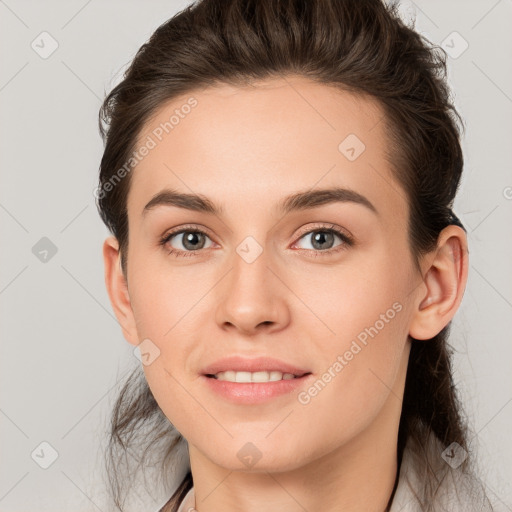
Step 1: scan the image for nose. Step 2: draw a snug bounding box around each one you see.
[215,245,291,335]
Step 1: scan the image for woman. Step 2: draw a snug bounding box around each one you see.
[97,0,494,510]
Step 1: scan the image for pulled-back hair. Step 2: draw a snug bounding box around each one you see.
[96,1,491,510]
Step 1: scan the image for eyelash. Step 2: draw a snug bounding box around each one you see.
[158,223,354,258]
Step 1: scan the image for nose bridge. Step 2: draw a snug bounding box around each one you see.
[215,236,288,332]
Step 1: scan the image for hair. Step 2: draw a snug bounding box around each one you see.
[96,1,492,511]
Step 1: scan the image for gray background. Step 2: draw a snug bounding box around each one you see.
[1,0,511,510]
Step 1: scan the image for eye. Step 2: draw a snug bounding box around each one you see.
[293,224,353,255]
[159,226,214,257]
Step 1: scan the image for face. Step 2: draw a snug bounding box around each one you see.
[116,76,426,472]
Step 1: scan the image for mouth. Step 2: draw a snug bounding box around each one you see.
[205,370,312,383]
[201,368,314,404]
[201,355,312,382]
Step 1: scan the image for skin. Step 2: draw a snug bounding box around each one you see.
[103,76,468,512]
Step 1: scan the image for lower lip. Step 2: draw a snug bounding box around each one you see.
[201,374,313,404]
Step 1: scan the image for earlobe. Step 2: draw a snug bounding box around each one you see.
[103,236,139,346]
[409,226,468,340]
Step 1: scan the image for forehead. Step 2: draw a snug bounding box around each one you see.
[128,76,406,222]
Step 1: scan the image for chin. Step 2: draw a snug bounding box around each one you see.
[195,438,317,473]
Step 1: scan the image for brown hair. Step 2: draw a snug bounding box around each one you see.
[96,1,491,510]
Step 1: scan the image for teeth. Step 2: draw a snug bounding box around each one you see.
[213,370,297,383]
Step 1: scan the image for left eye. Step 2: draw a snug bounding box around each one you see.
[294,229,351,252]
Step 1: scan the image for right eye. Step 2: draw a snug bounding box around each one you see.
[159,227,214,257]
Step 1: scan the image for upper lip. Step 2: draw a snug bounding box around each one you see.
[201,356,311,377]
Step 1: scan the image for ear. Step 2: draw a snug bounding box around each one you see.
[409,225,469,340]
[103,236,139,346]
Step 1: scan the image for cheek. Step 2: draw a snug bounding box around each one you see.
[291,245,409,352]
[126,251,221,433]
[289,251,411,428]
[127,252,203,339]
[290,306,408,459]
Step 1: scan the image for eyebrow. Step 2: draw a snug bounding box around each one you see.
[142,186,378,217]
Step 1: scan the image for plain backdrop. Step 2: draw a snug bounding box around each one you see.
[1,0,511,510]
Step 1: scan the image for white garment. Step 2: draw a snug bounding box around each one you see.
[175,433,492,512]
[176,487,194,512]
